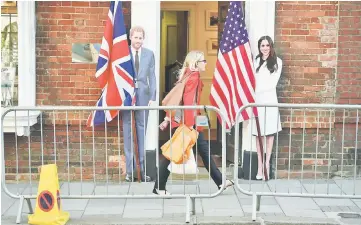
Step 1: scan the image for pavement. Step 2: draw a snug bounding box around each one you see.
[1,178,361,225]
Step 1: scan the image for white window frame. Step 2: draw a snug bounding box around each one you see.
[2,1,40,136]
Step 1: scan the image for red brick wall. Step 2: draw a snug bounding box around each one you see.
[336,2,361,105]
[37,1,103,106]
[273,1,361,178]
[4,123,126,181]
[36,1,131,107]
[275,1,338,130]
[3,1,131,182]
[332,1,361,177]
[275,1,338,105]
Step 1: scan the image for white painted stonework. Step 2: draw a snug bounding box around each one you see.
[242,0,276,164]
[131,1,161,152]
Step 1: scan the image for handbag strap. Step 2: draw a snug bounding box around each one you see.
[178,72,193,106]
[194,77,212,129]
[176,71,194,84]
[203,106,211,129]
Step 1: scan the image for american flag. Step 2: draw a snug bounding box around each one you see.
[87,1,135,127]
[209,1,257,130]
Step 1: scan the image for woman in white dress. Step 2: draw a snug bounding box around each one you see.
[252,36,282,180]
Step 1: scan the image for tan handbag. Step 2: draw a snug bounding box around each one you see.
[161,124,198,164]
[162,71,194,118]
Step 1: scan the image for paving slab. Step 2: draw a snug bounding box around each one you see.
[276,197,319,210]
[2,198,36,217]
[66,210,84,219]
[201,195,242,210]
[61,199,89,211]
[1,193,17,215]
[313,198,357,207]
[125,198,163,210]
[164,198,203,213]
[163,205,189,215]
[334,179,361,195]
[83,199,125,215]
[16,183,39,196]
[267,180,307,194]
[203,208,244,217]
[242,205,283,214]
[352,199,361,208]
[2,179,361,224]
[122,209,163,218]
[3,183,31,196]
[60,182,95,195]
[197,180,224,195]
[301,179,337,185]
[238,196,278,206]
[282,208,326,218]
[164,184,198,195]
[93,183,129,195]
[128,182,156,194]
[323,211,342,219]
[302,183,343,195]
[348,206,361,212]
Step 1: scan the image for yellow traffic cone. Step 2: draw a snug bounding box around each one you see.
[28,164,70,225]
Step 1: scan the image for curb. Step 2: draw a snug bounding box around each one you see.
[2,215,360,225]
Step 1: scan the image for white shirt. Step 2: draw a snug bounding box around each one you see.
[131,46,142,65]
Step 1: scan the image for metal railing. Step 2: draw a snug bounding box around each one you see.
[233,103,361,221]
[1,105,228,224]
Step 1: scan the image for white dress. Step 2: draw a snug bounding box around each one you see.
[252,57,282,136]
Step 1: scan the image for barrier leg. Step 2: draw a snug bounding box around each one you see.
[16,196,25,224]
[252,194,257,221]
[256,195,261,211]
[185,195,191,223]
[191,197,196,215]
[26,198,34,214]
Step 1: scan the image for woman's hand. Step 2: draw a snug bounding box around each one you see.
[159,120,169,131]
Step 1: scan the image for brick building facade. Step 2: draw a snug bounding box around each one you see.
[3,1,361,181]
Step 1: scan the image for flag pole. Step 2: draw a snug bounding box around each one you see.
[131,110,142,182]
[255,115,268,181]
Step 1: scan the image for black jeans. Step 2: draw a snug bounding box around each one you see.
[154,129,222,190]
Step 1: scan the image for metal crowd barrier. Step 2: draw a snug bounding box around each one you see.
[234,103,361,221]
[1,105,228,224]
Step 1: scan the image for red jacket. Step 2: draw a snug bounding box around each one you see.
[170,70,204,131]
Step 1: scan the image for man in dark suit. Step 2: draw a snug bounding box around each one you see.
[123,26,156,182]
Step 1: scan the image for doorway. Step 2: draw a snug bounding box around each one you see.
[158,2,242,164]
[160,10,189,99]
[158,10,189,143]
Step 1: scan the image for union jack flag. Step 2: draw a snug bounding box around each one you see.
[87,1,135,127]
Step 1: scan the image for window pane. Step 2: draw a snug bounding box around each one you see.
[1,4,18,107]
[9,15,17,32]
[1,15,10,30]
[1,14,18,66]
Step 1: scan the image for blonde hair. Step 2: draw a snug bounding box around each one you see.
[130,26,145,38]
[178,50,204,80]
